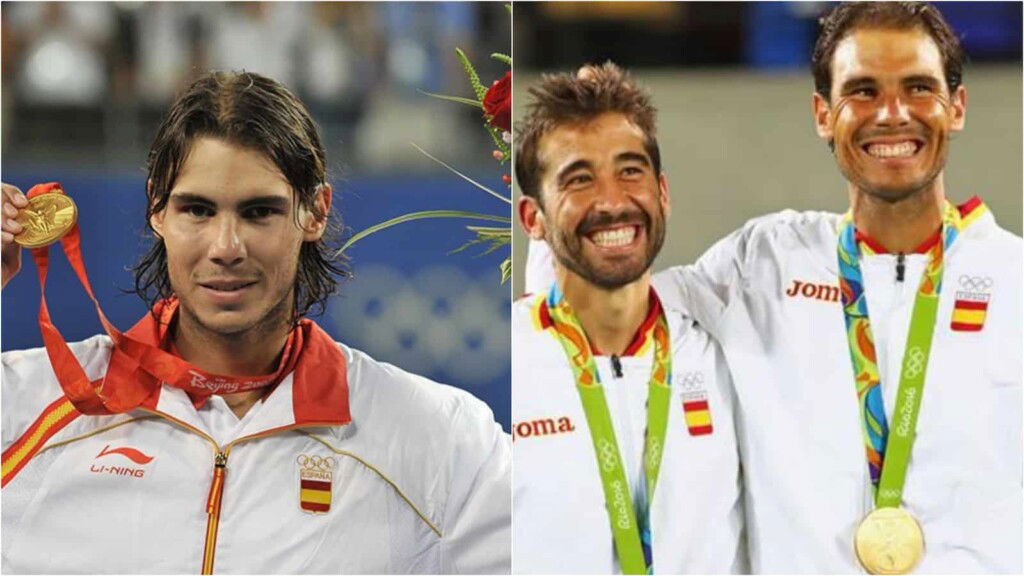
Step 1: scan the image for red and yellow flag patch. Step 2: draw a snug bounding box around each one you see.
[951,299,988,332]
[682,400,713,436]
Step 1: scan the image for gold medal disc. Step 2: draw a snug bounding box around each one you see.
[13,191,77,249]
[854,507,924,574]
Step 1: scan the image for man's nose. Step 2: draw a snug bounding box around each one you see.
[207,215,246,266]
[876,92,911,127]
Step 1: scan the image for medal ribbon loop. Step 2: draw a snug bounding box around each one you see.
[837,201,963,507]
[545,284,671,574]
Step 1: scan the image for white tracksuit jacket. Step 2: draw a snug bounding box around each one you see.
[1,337,511,574]
[512,291,745,574]
[653,200,1021,573]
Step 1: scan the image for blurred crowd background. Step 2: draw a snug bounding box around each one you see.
[513,1,1022,296]
[2,2,512,430]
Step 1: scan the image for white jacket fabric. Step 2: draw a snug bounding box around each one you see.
[2,336,511,574]
[512,291,745,574]
[652,200,1022,573]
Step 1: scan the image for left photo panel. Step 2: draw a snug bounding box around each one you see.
[0,2,512,573]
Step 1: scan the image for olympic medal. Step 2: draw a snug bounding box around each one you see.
[854,507,924,574]
[13,191,77,248]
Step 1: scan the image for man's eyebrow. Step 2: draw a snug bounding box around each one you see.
[838,76,877,92]
[903,74,942,87]
[168,192,214,205]
[615,151,651,167]
[556,159,592,183]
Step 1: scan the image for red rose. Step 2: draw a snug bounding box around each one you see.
[482,71,511,133]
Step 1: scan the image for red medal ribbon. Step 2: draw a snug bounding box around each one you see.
[25,182,319,414]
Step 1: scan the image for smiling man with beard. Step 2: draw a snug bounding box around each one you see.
[511,62,744,574]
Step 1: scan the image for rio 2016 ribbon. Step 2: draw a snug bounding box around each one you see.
[545,284,671,575]
[838,201,964,573]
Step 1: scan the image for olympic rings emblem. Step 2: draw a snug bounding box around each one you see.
[903,346,926,380]
[958,275,993,291]
[679,371,705,391]
[596,438,619,473]
[296,454,337,471]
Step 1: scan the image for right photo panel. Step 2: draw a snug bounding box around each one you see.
[511,2,1023,574]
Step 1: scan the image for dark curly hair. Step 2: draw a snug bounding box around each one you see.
[812,2,965,100]
[514,61,660,203]
[132,70,348,320]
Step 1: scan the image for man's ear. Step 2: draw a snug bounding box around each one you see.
[949,84,967,132]
[518,195,546,240]
[812,92,834,141]
[302,183,332,242]
[658,172,671,220]
[147,179,165,237]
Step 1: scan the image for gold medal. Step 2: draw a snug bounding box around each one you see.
[13,190,77,248]
[854,507,924,574]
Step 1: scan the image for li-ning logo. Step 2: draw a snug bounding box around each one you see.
[297,454,335,514]
[89,445,154,478]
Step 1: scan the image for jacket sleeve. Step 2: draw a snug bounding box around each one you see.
[439,395,512,574]
[654,223,755,338]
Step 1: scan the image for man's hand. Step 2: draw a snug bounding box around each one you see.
[2,183,29,289]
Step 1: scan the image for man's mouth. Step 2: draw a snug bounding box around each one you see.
[200,280,258,292]
[862,140,923,158]
[586,225,639,248]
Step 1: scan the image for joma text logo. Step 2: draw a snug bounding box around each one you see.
[513,416,575,441]
[785,279,841,302]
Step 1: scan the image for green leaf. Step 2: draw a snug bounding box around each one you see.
[417,89,482,109]
[491,53,512,66]
[456,48,488,101]
[411,142,511,204]
[339,210,511,254]
[500,257,511,284]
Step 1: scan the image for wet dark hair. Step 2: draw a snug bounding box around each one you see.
[812,2,965,100]
[515,61,660,202]
[132,70,348,320]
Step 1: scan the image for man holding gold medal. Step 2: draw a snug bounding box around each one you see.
[1,71,511,573]
[654,2,1021,573]
[512,63,745,574]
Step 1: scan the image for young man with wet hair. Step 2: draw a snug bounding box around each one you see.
[1,71,511,574]
[513,62,744,574]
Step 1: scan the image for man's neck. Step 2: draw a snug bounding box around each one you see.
[173,312,291,419]
[849,181,946,253]
[556,269,652,356]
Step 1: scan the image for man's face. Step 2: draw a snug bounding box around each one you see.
[814,27,966,201]
[520,112,669,289]
[151,137,326,337]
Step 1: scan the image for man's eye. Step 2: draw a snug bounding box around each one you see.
[851,87,876,98]
[909,84,933,95]
[245,206,277,219]
[186,205,213,218]
[622,166,644,178]
[565,174,592,188]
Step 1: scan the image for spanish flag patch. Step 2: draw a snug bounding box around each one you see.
[682,400,713,436]
[951,299,988,332]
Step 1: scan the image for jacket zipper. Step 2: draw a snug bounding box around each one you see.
[896,252,906,282]
[611,354,624,378]
[141,407,336,574]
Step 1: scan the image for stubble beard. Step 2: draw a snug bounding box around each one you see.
[547,207,666,290]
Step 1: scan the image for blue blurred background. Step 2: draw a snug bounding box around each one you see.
[2,2,512,431]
